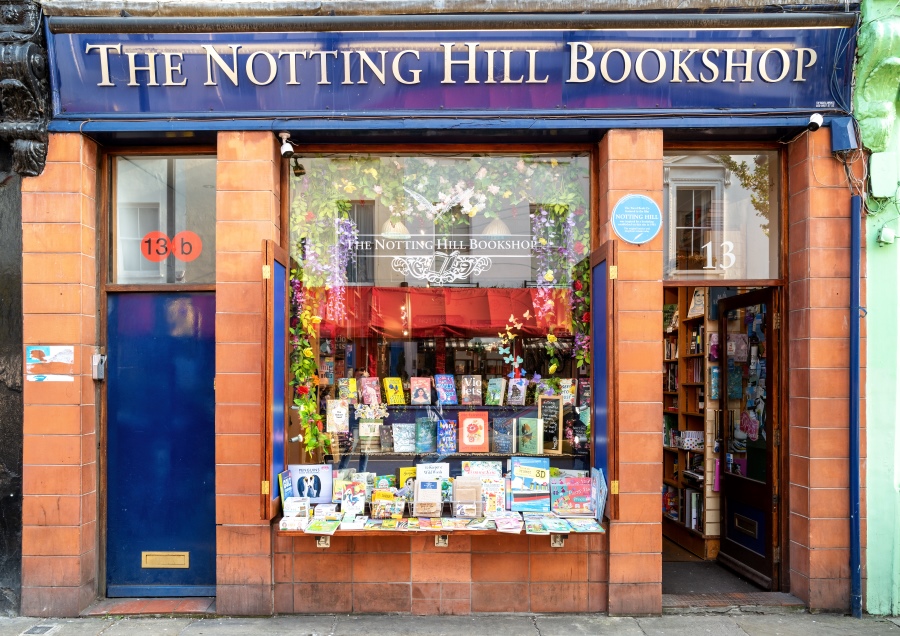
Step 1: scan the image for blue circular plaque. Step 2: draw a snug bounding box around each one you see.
[610,194,662,245]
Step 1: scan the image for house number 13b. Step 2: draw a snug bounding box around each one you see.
[701,241,736,270]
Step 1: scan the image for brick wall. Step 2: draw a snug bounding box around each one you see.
[598,130,665,615]
[215,131,282,614]
[274,532,607,614]
[786,128,865,610]
[20,133,99,616]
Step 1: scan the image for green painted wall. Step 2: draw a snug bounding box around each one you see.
[856,0,900,616]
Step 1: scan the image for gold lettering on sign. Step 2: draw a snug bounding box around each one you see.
[392,49,422,85]
[203,44,241,86]
[278,50,307,85]
[441,42,479,84]
[85,43,121,86]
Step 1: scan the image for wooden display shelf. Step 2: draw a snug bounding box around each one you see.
[663,391,678,395]
[681,353,705,358]
[681,382,704,387]
[326,451,586,459]
[681,410,705,417]
[663,477,680,488]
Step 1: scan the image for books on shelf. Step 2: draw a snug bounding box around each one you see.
[413,478,443,517]
[437,419,458,454]
[392,422,416,453]
[305,518,341,535]
[491,417,516,453]
[485,378,506,406]
[510,456,550,512]
[458,411,489,453]
[507,377,528,406]
[550,477,593,517]
[359,377,381,405]
[289,464,333,504]
[337,377,358,403]
[383,377,405,404]
[325,399,350,433]
[577,378,591,407]
[517,417,541,455]
[340,480,366,516]
[277,470,293,502]
[461,374,483,405]
[415,417,437,453]
[559,379,576,406]
[460,460,502,478]
[435,374,458,405]
[410,377,432,405]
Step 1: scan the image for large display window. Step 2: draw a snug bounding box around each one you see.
[272,151,608,534]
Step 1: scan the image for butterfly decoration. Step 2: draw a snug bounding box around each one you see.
[498,346,510,356]
[522,310,531,320]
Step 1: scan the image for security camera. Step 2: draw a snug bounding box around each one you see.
[808,113,824,132]
[278,132,293,158]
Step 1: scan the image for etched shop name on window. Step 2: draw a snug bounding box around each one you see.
[83,42,821,88]
[357,236,537,254]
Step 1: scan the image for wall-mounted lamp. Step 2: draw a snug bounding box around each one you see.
[291,158,305,177]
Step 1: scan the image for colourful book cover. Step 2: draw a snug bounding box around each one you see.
[374,474,397,489]
[517,417,541,455]
[458,411,489,453]
[460,460,503,478]
[289,464,333,504]
[337,377,358,403]
[278,470,293,502]
[325,399,351,433]
[577,378,592,407]
[410,377,432,405]
[398,466,417,490]
[415,417,438,453]
[392,422,416,453]
[437,420,458,454]
[485,378,506,406]
[379,424,394,452]
[481,478,506,516]
[559,379,576,406]
[510,456,551,512]
[434,374,458,405]
[507,377,528,406]
[550,477,594,516]
[383,377,405,405]
[340,480,367,515]
[359,376,382,405]
[491,417,516,453]
[460,374,483,405]
[304,519,340,535]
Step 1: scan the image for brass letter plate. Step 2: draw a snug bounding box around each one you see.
[142,551,190,569]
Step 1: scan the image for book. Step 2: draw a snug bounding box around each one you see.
[392,422,417,453]
[485,378,506,406]
[313,503,340,520]
[358,420,381,453]
[304,519,340,535]
[436,419,458,454]
[398,466,417,490]
[414,478,443,517]
[458,411,489,453]
[383,377,405,405]
[283,496,310,519]
[277,470,293,502]
[289,464,333,504]
[591,467,609,522]
[460,460,503,478]
[559,379,576,406]
[337,377,358,403]
[481,478,506,516]
[434,374,458,405]
[495,511,524,534]
[416,462,449,481]
[359,376,381,405]
[453,476,482,518]
[340,480,367,516]
[491,417,516,453]
[510,456,551,512]
[340,514,368,530]
[517,417,542,455]
[460,374,483,405]
[577,378,592,407]
[415,417,437,453]
[507,377,528,406]
[410,377,432,405]
[379,424,394,451]
[524,517,549,535]
[326,398,351,433]
[374,474,397,489]
[566,517,605,533]
[550,477,594,516]
[466,517,497,530]
[541,516,572,533]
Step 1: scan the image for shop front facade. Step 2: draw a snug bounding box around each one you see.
[20,4,865,617]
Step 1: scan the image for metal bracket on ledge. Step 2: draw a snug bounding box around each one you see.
[316,536,331,549]
[550,534,568,548]
[435,534,450,547]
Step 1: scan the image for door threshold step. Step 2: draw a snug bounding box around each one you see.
[81,597,216,617]
[663,592,806,614]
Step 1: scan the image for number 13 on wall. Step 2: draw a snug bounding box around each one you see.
[702,241,736,270]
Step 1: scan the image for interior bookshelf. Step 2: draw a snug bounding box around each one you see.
[662,286,721,560]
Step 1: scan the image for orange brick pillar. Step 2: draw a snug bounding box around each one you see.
[215,131,282,614]
[20,133,100,616]
[598,130,665,615]
[786,128,863,610]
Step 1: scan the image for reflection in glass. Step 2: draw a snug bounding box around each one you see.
[664,152,780,281]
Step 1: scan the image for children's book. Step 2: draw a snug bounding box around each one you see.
[359,376,381,405]
[541,516,572,533]
[379,424,394,452]
[312,503,340,520]
[416,462,449,481]
[460,460,503,478]
[383,377,405,405]
[491,417,516,453]
[304,518,340,535]
[577,378,592,407]
[415,417,437,453]
[453,476,482,518]
[524,517,549,535]
[495,513,524,534]
[340,514,368,530]
[437,419,458,454]
[398,466,417,490]
[413,478,443,517]
[481,478,506,516]
[278,470,293,502]
[485,378,507,406]
[550,477,593,516]
[517,417,542,455]
[507,377,528,406]
[559,379,576,406]
[410,377,432,405]
[374,474,397,489]
[340,480,367,515]
[406,517,420,531]
[434,374,458,405]
[458,411,489,453]
[363,518,384,530]
[289,464,333,504]
[337,377,358,403]
[567,517,605,533]
[392,422,416,453]
[510,456,551,512]
[466,517,497,530]
[326,398,351,433]
[460,374,483,405]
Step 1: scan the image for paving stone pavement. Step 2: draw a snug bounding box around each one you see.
[1,613,899,636]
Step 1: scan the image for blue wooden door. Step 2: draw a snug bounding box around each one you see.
[106,292,216,597]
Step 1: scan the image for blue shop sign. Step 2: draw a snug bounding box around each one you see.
[46,27,854,119]
[611,195,662,245]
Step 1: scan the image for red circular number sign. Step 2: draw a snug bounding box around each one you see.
[140,231,203,263]
[172,231,202,262]
[141,231,169,262]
